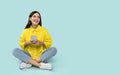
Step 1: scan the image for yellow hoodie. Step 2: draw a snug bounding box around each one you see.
[19,25,52,59]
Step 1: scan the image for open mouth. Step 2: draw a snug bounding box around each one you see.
[33,20,39,23]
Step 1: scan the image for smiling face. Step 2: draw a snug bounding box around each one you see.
[30,13,40,28]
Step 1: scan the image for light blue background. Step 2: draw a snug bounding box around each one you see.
[0,0,120,75]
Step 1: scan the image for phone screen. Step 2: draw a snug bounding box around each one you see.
[31,36,36,40]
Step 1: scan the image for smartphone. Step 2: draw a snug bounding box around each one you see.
[31,36,36,41]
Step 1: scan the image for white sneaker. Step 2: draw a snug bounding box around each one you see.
[19,62,32,70]
[40,62,52,70]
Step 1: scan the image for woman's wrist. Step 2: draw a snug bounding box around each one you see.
[39,41,44,45]
[25,41,31,46]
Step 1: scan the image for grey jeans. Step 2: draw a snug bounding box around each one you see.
[13,47,57,63]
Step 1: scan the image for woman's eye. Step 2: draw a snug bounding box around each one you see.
[37,16,40,18]
[33,16,36,18]
[33,15,39,18]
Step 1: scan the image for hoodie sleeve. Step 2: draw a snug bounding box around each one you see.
[43,28,52,49]
[18,29,27,51]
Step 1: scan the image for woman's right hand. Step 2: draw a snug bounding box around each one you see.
[24,40,33,46]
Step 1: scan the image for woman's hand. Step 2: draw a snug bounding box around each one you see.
[24,40,44,46]
[24,40,32,46]
[35,40,44,45]
[31,40,37,44]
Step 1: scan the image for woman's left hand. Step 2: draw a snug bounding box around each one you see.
[35,40,44,45]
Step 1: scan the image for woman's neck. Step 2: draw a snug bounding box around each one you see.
[32,24,38,29]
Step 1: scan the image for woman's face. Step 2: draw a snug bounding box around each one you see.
[30,13,40,25]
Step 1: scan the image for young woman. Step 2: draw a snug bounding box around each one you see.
[13,11,57,70]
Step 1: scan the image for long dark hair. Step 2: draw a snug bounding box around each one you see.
[25,11,42,29]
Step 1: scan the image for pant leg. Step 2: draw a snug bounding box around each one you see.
[13,48,31,63]
[40,47,57,62]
